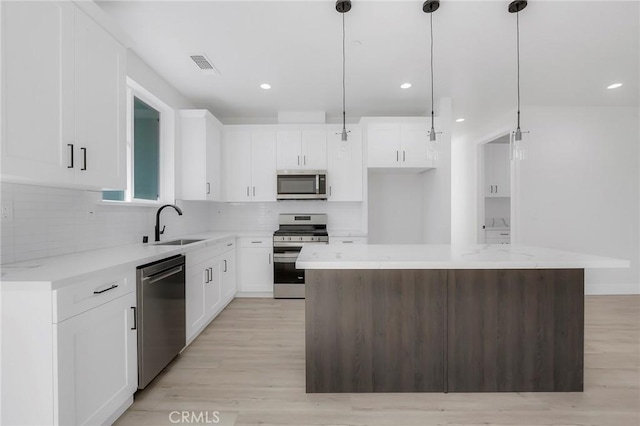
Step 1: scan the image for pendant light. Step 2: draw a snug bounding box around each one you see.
[423,0,441,165]
[336,0,351,141]
[509,0,528,158]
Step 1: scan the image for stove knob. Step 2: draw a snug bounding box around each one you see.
[299,237,303,241]
[287,237,291,241]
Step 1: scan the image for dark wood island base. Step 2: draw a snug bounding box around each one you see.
[305,269,584,393]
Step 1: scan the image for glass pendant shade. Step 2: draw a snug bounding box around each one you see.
[510,129,527,161]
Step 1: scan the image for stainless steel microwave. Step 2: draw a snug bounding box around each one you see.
[277,170,327,200]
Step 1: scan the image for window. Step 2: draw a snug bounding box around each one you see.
[103,78,173,204]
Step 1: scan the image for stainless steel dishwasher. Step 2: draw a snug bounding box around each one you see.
[136,254,186,389]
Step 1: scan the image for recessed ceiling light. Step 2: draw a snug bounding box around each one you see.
[400,83,412,89]
[607,83,622,89]
[455,118,465,122]
[260,83,271,90]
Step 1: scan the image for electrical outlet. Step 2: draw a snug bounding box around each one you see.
[1,204,13,222]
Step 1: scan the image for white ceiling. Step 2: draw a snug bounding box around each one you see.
[97,0,639,124]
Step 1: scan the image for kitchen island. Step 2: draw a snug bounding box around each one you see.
[297,244,628,393]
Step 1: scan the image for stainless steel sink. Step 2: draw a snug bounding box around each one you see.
[155,239,205,246]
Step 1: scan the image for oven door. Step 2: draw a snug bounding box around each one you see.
[273,249,304,284]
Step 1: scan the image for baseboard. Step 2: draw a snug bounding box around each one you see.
[585,282,640,295]
[103,395,133,426]
[235,291,273,298]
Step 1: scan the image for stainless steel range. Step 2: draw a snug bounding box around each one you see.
[273,214,328,298]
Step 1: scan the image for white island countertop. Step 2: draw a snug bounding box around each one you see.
[296,244,630,270]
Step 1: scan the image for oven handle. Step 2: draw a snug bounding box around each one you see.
[274,257,297,264]
[274,252,299,258]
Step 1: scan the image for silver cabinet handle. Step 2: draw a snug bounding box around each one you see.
[396,151,399,162]
[226,242,233,247]
[81,147,87,171]
[343,240,354,244]
[205,268,210,283]
[67,144,74,168]
[247,186,250,197]
[207,182,210,194]
[297,155,300,165]
[403,151,406,162]
[209,267,213,278]
[329,186,332,196]
[269,253,272,264]
[224,259,227,272]
[496,185,498,193]
[251,240,262,244]
[253,186,256,196]
[303,155,306,165]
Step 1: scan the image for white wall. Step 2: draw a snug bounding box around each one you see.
[452,105,640,294]
[423,98,452,243]
[368,172,424,244]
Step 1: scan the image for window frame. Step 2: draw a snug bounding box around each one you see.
[102,77,175,205]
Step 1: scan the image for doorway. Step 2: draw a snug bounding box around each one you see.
[479,134,511,244]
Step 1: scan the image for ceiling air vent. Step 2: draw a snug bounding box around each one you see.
[190,54,220,75]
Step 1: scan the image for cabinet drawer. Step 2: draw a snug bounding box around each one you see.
[53,267,135,323]
[239,237,272,248]
[187,238,235,267]
[329,236,368,245]
[486,230,510,239]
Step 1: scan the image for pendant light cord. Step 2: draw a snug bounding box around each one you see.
[516,11,521,131]
[342,12,346,131]
[430,12,435,130]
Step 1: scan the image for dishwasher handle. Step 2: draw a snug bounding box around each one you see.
[146,265,184,284]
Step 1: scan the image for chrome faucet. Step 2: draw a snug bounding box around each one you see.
[155,204,183,242]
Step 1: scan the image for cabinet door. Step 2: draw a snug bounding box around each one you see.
[250,129,277,201]
[301,127,327,170]
[223,129,252,202]
[327,125,363,202]
[56,292,137,426]
[484,144,495,197]
[186,263,207,341]
[492,143,511,197]
[401,123,431,168]
[238,247,273,293]
[367,123,401,168]
[205,115,222,201]
[276,129,302,170]
[74,8,126,189]
[205,259,222,318]
[180,113,207,200]
[1,1,75,184]
[221,251,237,301]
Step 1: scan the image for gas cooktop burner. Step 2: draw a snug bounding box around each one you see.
[273,229,328,237]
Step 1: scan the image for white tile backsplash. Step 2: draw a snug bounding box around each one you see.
[208,200,365,233]
[0,183,211,264]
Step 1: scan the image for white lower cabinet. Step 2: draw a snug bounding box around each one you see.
[56,292,137,426]
[0,266,137,426]
[185,239,236,343]
[237,237,273,294]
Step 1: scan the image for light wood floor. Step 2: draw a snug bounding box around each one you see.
[115,296,640,426]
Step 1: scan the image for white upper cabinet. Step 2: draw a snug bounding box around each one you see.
[73,8,127,190]
[223,126,277,202]
[485,143,511,197]
[326,125,363,202]
[1,1,75,184]
[181,110,223,201]
[366,120,436,171]
[276,126,327,170]
[1,2,126,189]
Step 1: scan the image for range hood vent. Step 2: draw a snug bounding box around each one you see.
[190,54,220,75]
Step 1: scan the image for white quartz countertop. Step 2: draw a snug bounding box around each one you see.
[0,232,237,288]
[296,244,630,270]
